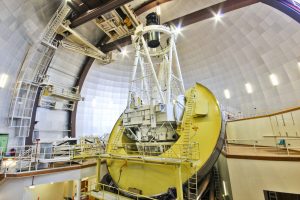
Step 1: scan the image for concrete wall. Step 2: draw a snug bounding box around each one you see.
[216,154,233,200]
[23,181,73,200]
[0,165,100,200]
[226,158,300,200]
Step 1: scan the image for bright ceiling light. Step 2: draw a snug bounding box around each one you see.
[50,182,54,184]
[224,89,231,99]
[29,185,35,189]
[214,11,223,22]
[245,83,253,94]
[223,181,228,196]
[0,74,8,88]
[92,98,97,108]
[269,74,279,86]
[298,62,300,71]
[175,25,182,34]
[156,5,161,16]
[121,48,128,57]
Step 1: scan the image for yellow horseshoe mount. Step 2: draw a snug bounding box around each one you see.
[106,83,222,197]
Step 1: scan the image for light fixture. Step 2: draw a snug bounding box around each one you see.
[224,89,231,99]
[156,5,161,16]
[92,98,97,108]
[223,181,228,196]
[50,182,54,184]
[214,11,223,22]
[0,73,8,88]
[29,185,35,189]
[298,62,300,71]
[269,74,279,86]
[121,48,128,57]
[245,83,253,94]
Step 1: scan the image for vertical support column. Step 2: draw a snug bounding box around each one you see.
[96,158,102,191]
[167,36,174,103]
[175,165,184,200]
[172,40,185,93]
[127,45,140,108]
[139,57,150,103]
[141,36,165,104]
[75,179,81,200]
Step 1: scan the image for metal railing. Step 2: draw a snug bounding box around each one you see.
[109,142,200,161]
[0,142,104,175]
[223,139,300,157]
[0,140,200,175]
[72,143,104,159]
[86,182,156,200]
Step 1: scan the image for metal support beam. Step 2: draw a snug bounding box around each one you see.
[96,158,102,190]
[141,36,165,104]
[100,0,259,52]
[175,165,184,200]
[70,0,133,28]
[167,36,173,103]
[261,0,300,23]
[75,179,81,200]
[70,57,95,137]
[134,0,173,16]
[127,45,140,108]
[100,35,131,53]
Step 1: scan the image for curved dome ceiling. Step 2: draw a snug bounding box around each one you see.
[77,2,300,136]
[177,2,300,115]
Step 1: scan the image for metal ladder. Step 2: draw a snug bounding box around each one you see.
[111,126,125,152]
[32,46,56,83]
[41,2,71,45]
[188,166,198,200]
[213,167,221,199]
[268,191,278,200]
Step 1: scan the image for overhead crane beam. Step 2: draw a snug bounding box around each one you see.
[134,0,173,16]
[70,0,133,28]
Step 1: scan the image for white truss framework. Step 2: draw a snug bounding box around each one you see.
[8,2,71,145]
[127,24,185,108]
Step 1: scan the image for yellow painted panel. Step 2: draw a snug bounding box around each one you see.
[193,99,208,117]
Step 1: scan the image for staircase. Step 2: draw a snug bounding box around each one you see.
[181,88,196,159]
[181,88,199,200]
[16,146,35,172]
